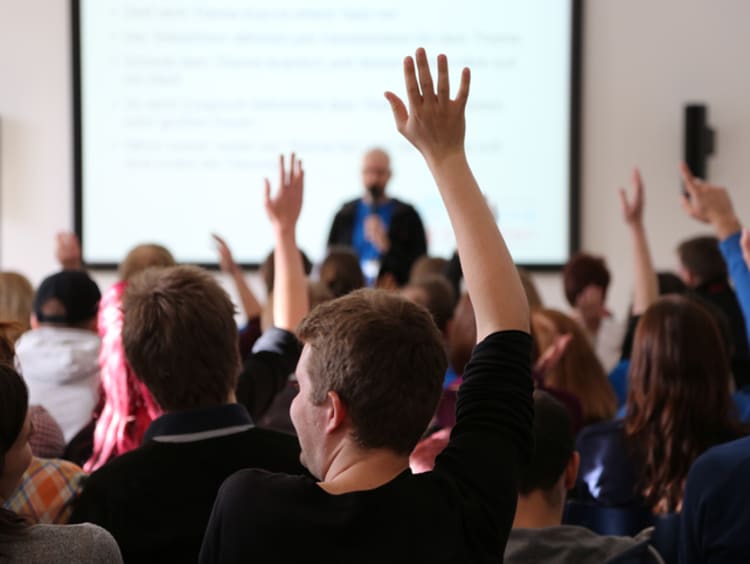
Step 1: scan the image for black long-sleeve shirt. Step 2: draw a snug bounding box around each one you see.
[200,330,533,563]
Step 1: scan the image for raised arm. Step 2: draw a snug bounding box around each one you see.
[212,234,262,322]
[56,232,83,270]
[619,168,658,315]
[264,154,309,332]
[680,163,750,338]
[385,49,528,340]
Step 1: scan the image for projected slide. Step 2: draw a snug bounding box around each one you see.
[75,0,576,265]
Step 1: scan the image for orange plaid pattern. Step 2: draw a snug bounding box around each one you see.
[3,457,86,524]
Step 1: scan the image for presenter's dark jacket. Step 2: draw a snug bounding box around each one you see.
[327,197,427,285]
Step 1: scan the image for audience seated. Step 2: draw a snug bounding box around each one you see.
[677,235,750,388]
[69,155,309,562]
[576,296,745,513]
[0,359,122,562]
[199,49,533,563]
[505,391,659,564]
[679,165,750,379]
[532,308,617,424]
[85,243,175,471]
[563,252,625,371]
[15,270,102,444]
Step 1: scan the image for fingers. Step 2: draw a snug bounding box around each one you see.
[279,154,286,188]
[436,54,450,100]
[632,167,643,192]
[211,233,227,249]
[263,178,272,211]
[384,91,408,130]
[618,187,628,214]
[415,47,435,101]
[403,56,421,109]
[680,162,700,200]
[456,67,471,108]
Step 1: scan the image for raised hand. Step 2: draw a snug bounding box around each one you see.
[619,168,645,226]
[56,231,83,270]
[384,48,470,166]
[680,163,741,238]
[211,233,239,274]
[264,153,304,235]
[619,168,658,315]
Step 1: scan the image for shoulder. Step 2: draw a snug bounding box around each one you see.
[216,469,316,512]
[689,436,750,487]
[23,524,123,563]
[389,198,421,217]
[336,199,360,215]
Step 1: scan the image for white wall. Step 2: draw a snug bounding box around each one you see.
[1,0,750,318]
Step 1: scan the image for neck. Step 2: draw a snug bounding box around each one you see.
[318,443,409,495]
[512,493,564,529]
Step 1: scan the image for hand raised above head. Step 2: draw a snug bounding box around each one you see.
[56,231,82,270]
[384,48,470,166]
[680,162,741,239]
[619,168,645,226]
[211,233,237,274]
[264,153,304,235]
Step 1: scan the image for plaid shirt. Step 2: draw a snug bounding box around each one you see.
[3,457,86,524]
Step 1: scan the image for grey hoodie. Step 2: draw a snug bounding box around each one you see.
[16,326,101,443]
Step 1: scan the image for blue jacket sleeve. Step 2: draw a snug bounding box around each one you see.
[720,232,750,348]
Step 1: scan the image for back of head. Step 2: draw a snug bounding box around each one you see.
[0,272,34,341]
[119,244,176,281]
[626,295,739,512]
[297,288,446,455]
[562,253,610,307]
[409,256,449,284]
[260,248,313,295]
[677,236,727,286]
[319,247,365,298]
[32,270,101,328]
[519,391,575,497]
[401,274,456,334]
[531,308,616,423]
[122,265,240,412]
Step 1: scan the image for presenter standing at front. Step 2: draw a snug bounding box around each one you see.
[327,148,427,286]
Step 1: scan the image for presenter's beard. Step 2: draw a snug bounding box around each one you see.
[367,184,385,203]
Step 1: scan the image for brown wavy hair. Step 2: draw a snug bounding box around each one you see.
[531,309,617,423]
[625,296,744,513]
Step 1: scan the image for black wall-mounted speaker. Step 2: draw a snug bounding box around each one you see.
[684,104,715,179]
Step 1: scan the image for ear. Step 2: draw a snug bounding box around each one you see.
[564,451,580,490]
[324,390,348,434]
[30,314,39,330]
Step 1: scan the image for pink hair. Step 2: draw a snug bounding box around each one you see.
[84,281,161,472]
